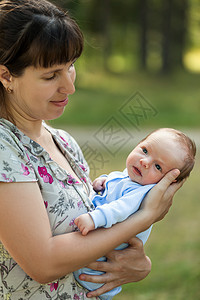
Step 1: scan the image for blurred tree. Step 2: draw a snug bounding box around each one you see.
[52,0,189,74]
[161,0,173,73]
[95,0,112,71]
[170,0,188,70]
[161,0,188,73]
[139,0,148,70]
[138,0,189,74]
[188,0,200,49]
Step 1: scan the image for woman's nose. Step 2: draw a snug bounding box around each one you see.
[58,73,75,95]
[140,158,149,169]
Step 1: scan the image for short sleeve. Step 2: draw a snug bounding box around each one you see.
[0,129,37,183]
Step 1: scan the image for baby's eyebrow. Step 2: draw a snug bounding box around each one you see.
[144,142,152,151]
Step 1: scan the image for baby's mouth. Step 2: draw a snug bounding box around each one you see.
[132,166,142,176]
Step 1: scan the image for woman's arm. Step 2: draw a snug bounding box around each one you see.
[0,169,182,285]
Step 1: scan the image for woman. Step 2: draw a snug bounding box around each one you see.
[0,0,183,299]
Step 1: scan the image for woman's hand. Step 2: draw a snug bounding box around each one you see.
[79,237,151,298]
[141,169,185,224]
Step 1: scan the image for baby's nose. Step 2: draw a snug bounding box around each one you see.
[140,158,149,169]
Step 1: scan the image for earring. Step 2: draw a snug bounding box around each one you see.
[6,87,12,94]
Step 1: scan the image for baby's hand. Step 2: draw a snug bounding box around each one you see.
[74,214,95,236]
[93,177,107,192]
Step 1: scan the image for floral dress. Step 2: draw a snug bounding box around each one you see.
[0,118,98,300]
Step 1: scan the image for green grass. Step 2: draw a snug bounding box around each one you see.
[90,150,200,300]
[50,68,200,129]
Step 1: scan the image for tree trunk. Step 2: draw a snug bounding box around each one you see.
[161,0,188,74]
[139,0,148,70]
[101,0,112,71]
[161,0,173,73]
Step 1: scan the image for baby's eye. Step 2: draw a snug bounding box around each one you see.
[155,164,162,171]
[142,148,148,154]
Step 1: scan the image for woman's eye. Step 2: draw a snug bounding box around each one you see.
[45,73,56,80]
[155,164,162,171]
[142,148,148,154]
[68,63,75,72]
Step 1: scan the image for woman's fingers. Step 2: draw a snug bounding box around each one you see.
[80,237,152,298]
[86,281,120,298]
[166,177,185,196]
[140,169,185,223]
[79,272,110,284]
[155,169,181,195]
[84,261,109,273]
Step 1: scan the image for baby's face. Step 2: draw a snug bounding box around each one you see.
[126,130,186,185]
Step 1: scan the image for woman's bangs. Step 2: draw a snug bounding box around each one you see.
[29,19,83,68]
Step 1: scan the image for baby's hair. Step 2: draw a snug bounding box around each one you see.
[140,128,196,182]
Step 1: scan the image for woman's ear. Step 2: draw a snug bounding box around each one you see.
[0,65,12,89]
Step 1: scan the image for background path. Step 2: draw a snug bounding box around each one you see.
[60,126,200,148]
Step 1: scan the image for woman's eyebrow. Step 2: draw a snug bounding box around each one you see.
[42,68,63,75]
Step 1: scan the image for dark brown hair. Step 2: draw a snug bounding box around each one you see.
[0,0,83,117]
[140,128,196,182]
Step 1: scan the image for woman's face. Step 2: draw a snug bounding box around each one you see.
[8,61,76,121]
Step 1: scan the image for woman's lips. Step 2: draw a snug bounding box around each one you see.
[132,166,142,176]
[50,98,68,107]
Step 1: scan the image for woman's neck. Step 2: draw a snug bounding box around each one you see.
[3,106,53,147]
[7,115,46,143]
[4,101,45,139]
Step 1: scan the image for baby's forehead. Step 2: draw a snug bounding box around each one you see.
[145,129,183,148]
[150,130,187,157]
[145,130,177,145]
[145,132,185,168]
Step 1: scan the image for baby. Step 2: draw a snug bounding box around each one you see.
[74,128,196,300]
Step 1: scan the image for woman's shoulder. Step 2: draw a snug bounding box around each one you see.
[0,119,22,148]
[0,119,13,136]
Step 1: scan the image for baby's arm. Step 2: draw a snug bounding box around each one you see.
[75,177,107,235]
[74,213,95,236]
[93,176,107,192]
